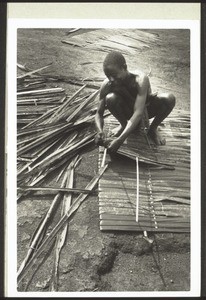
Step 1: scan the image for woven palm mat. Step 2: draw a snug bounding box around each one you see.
[98,109,190,232]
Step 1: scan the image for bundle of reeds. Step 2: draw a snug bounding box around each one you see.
[17,65,100,196]
[17,64,109,287]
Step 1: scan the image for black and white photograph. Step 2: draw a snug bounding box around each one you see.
[5,3,201,298]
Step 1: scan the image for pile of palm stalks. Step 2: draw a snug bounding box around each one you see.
[17,64,109,289]
[17,155,108,288]
[17,64,102,200]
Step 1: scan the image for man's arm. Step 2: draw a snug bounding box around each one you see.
[95,97,105,134]
[108,74,150,152]
[94,98,106,145]
[94,79,109,145]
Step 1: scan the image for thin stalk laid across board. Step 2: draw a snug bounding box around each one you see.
[17,164,108,284]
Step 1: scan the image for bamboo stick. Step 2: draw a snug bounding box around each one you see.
[17,87,64,96]
[17,95,66,104]
[17,186,93,195]
[17,93,62,100]
[101,148,107,168]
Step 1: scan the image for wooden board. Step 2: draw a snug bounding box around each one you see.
[98,109,190,232]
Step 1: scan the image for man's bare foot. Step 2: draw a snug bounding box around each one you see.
[109,125,125,137]
[147,127,166,145]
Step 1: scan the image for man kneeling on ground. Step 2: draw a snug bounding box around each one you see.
[95,51,176,153]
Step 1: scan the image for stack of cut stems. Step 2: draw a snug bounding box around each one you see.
[17,65,100,199]
[17,64,109,288]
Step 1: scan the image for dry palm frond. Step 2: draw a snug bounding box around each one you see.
[50,155,80,291]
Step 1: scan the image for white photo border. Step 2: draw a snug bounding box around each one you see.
[6,18,200,297]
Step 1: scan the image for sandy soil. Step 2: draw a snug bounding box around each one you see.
[17,28,190,293]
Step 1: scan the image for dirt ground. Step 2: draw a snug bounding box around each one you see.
[17,28,190,293]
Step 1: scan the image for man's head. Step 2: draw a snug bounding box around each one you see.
[103,51,128,83]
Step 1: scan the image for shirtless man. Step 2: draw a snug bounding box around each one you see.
[95,51,176,153]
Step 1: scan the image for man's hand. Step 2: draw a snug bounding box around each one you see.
[94,132,106,146]
[107,137,123,153]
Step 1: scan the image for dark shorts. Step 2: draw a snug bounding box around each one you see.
[147,93,166,119]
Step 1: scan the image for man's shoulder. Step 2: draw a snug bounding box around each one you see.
[130,69,148,79]
[99,78,111,99]
[130,70,149,87]
[100,78,112,93]
[130,70,150,92]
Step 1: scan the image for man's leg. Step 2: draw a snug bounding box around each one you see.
[106,92,133,136]
[147,93,176,145]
